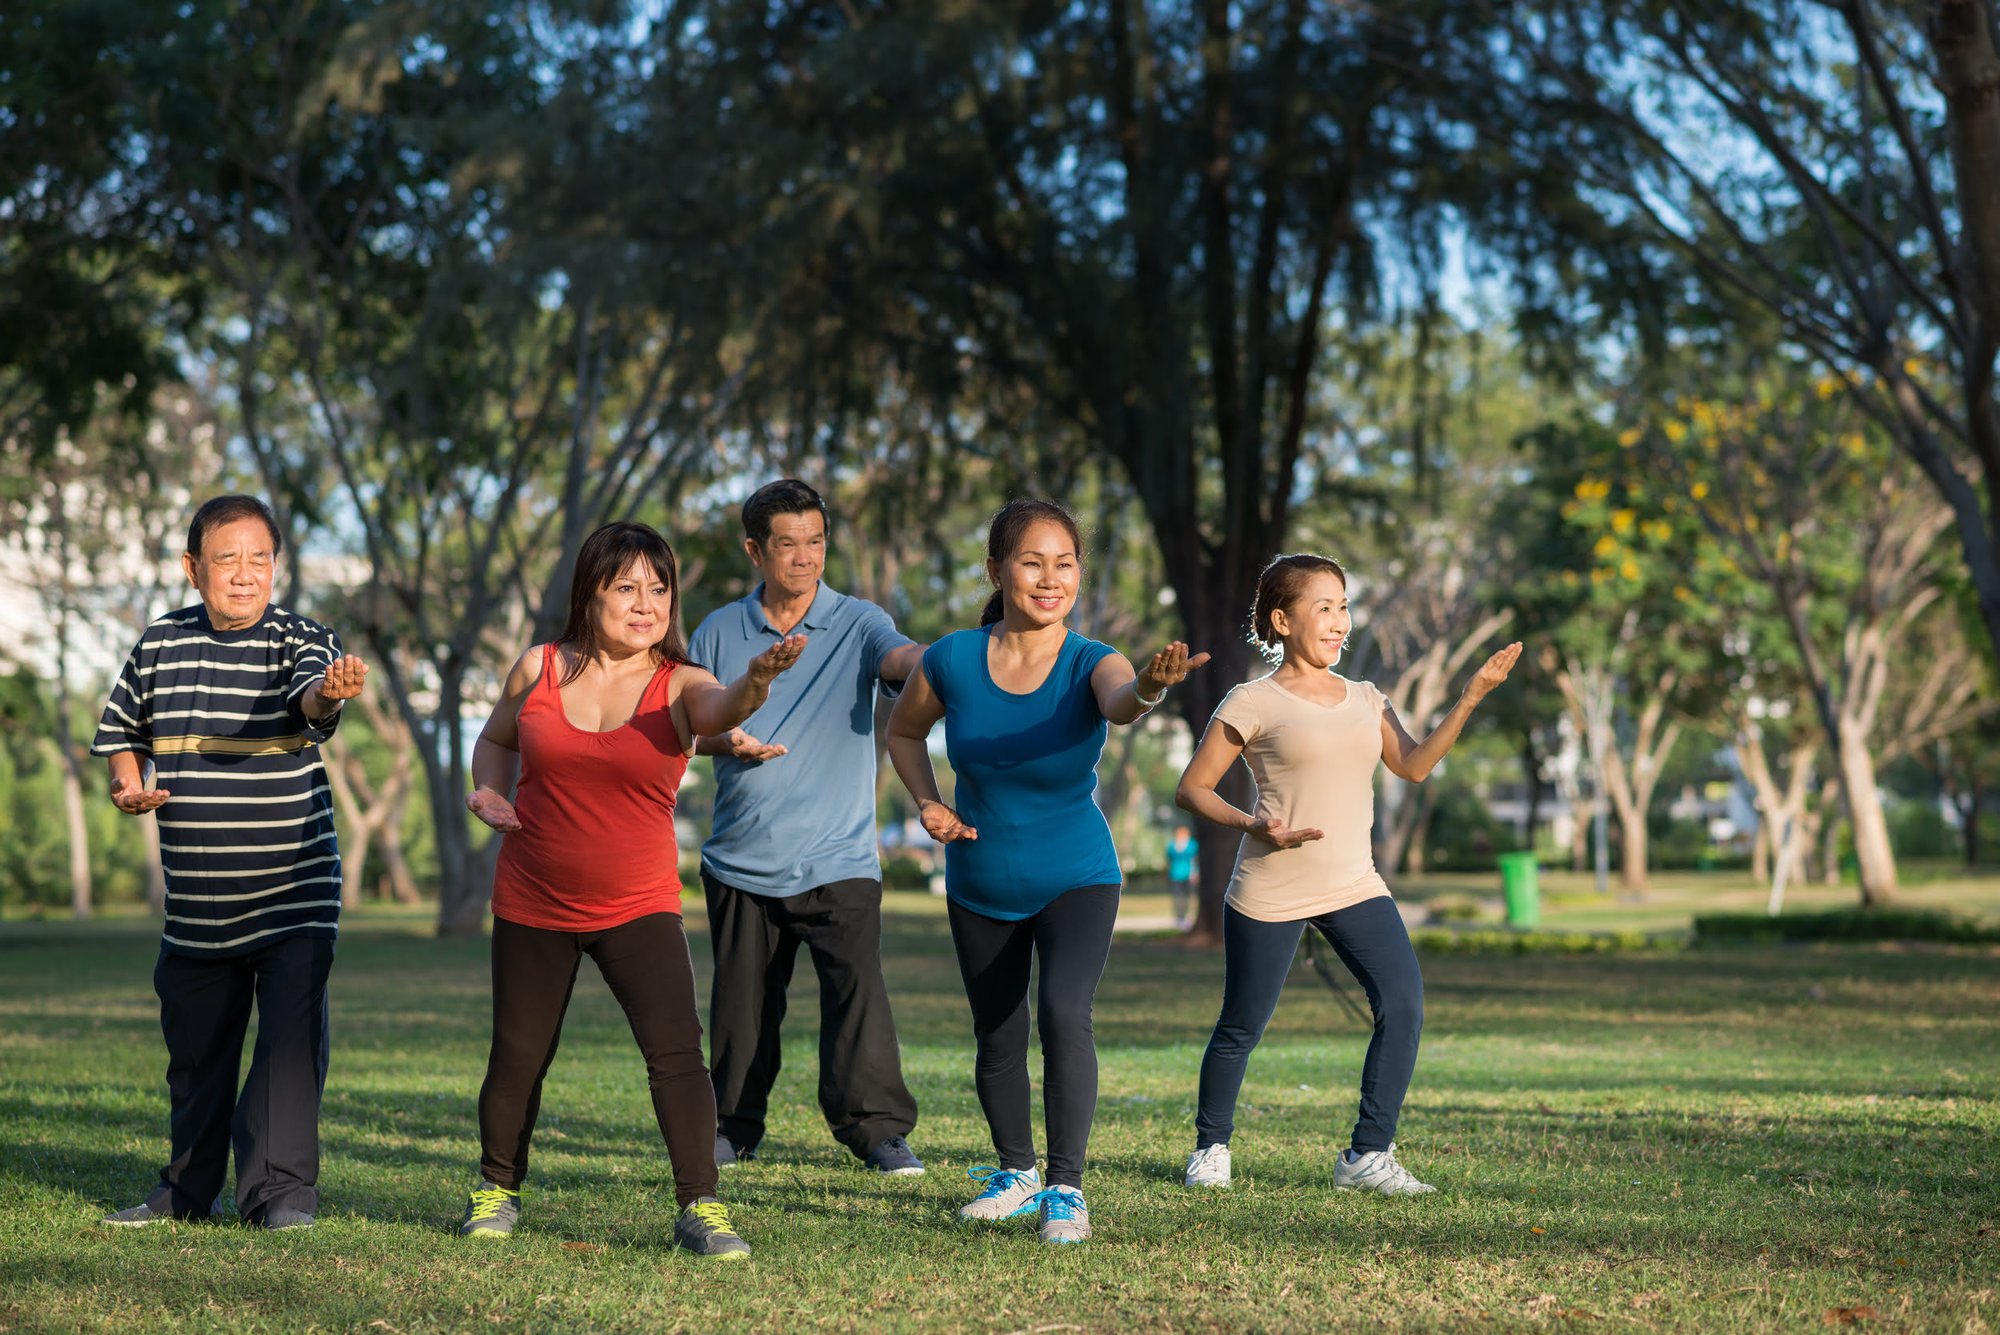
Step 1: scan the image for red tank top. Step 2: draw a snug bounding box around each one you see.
[491,644,689,931]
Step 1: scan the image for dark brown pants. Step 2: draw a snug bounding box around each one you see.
[478,912,717,1207]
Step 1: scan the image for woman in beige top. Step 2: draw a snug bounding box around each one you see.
[1174,554,1519,1195]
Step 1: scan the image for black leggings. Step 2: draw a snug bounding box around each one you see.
[1196,896,1423,1154]
[478,913,717,1208]
[946,884,1119,1190]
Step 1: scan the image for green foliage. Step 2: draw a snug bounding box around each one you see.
[1412,926,1682,954]
[1694,908,2000,946]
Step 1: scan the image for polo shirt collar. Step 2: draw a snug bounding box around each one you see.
[743,582,843,637]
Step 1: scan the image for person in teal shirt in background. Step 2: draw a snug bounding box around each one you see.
[886,498,1207,1246]
[1166,826,1200,930]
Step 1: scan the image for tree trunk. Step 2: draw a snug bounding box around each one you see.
[1837,729,1899,904]
[1614,798,1648,892]
[57,742,91,919]
[1751,819,1770,882]
[1969,769,1985,867]
[1402,781,1440,876]
[1520,731,1544,849]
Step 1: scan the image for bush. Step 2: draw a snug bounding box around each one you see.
[1423,894,1486,922]
[881,854,932,891]
[1693,908,2000,946]
[1411,927,1683,955]
[1887,801,1952,859]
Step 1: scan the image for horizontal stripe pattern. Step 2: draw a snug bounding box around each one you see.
[94,604,346,956]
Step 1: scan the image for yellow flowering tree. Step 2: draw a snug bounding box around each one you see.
[1629,375,1989,907]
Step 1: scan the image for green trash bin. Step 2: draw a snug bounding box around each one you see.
[1498,851,1541,929]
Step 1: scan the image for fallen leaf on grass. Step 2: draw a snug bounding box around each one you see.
[1823,1307,1879,1326]
[561,1242,604,1254]
[1530,1227,1546,1235]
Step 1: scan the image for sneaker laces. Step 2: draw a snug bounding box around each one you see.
[967,1165,1035,1198]
[684,1200,739,1237]
[1189,1144,1228,1171]
[1371,1145,1424,1189]
[1034,1187,1085,1222]
[466,1186,516,1223]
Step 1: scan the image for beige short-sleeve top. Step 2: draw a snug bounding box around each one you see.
[1211,673,1391,922]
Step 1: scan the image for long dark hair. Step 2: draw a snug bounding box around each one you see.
[555,522,691,684]
[1250,553,1348,662]
[980,498,1085,627]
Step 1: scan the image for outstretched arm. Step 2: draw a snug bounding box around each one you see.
[885,667,977,843]
[1092,641,1212,726]
[1379,641,1523,783]
[1174,718,1322,849]
[677,634,808,739]
[303,654,370,721]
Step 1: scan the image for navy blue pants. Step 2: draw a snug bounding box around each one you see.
[1195,896,1423,1153]
[947,884,1120,1189]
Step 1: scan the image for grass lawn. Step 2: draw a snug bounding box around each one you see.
[2,899,1996,1332]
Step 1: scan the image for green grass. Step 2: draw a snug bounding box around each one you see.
[2,901,1997,1332]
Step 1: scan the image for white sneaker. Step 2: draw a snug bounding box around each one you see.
[1183,1143,1232,1188]
[1334,1143,1436,1195]
[958,1166,1042,1222]
[1036,1185,1090,1244]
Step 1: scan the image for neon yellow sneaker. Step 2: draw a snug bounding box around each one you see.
[457,1181,520,1238]
[673,1197,751,1260]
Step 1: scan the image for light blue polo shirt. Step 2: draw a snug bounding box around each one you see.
[690,582,915,896]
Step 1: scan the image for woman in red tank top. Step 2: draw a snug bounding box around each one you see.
[455,522,803,1259]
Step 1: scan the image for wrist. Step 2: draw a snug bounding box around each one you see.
[1133,679,1167,708]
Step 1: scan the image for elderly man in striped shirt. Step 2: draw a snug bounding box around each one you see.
[92,494,367,1232]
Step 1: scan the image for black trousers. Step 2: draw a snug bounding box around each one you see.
[147,933,334,1222]
[946,884,1120,1190]
[1195,896,1424,1153]
[704,871,917,1159]
[478,913,717,1209]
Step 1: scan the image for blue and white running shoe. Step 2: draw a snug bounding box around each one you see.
[1035,1185,1090,1244]
[957,1165,1042,1222]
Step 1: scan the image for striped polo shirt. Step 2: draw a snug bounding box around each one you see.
[92,604,345,956]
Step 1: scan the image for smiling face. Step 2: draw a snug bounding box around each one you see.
[747,509,827,604]
[591,557,672,657]
[989,519,1081,628]
[181,516,278,632]
[1269,569,1351,670]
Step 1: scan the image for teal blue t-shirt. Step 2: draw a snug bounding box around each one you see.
[923,627,1123,920]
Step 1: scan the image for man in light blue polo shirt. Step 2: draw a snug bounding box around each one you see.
[689,479,929,1175]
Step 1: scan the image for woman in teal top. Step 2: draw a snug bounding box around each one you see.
[888,498,1206,1245]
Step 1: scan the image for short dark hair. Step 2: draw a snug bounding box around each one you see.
[981,498,1085,627]
[741,479,830,547]
[187,495,283,559]
[555,522,691,684]
[1250,553,1348,657]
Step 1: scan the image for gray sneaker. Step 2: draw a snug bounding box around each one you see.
[863,1135,925,1176]
[262,1208,314,1231]
[102,1196,223,1227]
[1333,1143,1436,1196]
[1036,1185,1091,1245]
[714,1132,756,1169]
[673,1197,751,1260]
[1183,1142,1232,1189]
[458,1182,520,1239]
